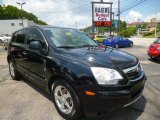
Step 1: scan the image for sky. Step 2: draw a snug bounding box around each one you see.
[0,0,160,28]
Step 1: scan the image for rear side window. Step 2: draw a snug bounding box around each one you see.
[11,33,17,42]
[16,29,28,44]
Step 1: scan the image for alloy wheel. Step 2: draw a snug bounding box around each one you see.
[54,85,74,114]
[9,61,15,77]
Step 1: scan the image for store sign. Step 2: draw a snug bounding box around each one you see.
[114,20,118,28]
[93,3,111,27]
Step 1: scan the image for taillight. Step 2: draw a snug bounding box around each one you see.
[157,47,160,51]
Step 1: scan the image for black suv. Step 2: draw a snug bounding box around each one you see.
[8,26,146,120]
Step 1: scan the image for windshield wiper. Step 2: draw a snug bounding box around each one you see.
[57,46,76,48]
[78,45,98,48]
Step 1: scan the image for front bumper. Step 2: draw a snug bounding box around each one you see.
[78,72,146,117]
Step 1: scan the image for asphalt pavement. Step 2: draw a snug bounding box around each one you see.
[0,45,160,120]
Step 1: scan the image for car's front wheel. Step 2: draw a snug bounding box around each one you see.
[9,60,21,80]
[115,43,119,49]
[51,79,82,120]
[129,42,133,47]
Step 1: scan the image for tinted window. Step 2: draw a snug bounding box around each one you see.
[27,28,47,50]
[11,33,17,42]
[16,29,28,43]
[122,37,127,40]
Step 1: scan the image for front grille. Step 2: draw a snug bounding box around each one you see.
[123,63,142,80]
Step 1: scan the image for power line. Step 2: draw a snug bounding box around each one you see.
[120,0,147,14]
[120,0,142,12]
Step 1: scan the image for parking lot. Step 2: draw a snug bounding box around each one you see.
[0,42,160,120]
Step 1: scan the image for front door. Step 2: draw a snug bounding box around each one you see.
[24,28,48,87]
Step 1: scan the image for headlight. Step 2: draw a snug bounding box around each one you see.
[91,67,123,85]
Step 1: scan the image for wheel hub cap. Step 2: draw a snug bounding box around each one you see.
[54,85,73,114]
[10,62,15,77]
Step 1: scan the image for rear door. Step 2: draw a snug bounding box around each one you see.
[10,29,29,72]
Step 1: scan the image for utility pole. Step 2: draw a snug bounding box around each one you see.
[112,12,114,36]
[118,0,120,32]
[137,18,141,36]
[16,2,26,28]
[155,19,159,38]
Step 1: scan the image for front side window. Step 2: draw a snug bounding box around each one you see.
[16,29,28,43]
[44,27,98,48]
[27,28,47,50]
[122,37,127,40]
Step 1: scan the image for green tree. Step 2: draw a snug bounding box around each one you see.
[118,27,136,37]
[0,5,47,25]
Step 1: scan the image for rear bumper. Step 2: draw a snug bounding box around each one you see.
[147,49,160,58]
[78,73,146,117]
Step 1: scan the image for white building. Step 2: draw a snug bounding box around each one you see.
[0,19,37,35]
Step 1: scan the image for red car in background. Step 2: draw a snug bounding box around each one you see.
[147,37,160,61]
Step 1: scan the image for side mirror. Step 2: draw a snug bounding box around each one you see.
[29,41,42,50]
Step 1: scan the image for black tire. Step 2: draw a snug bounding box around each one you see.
[129,42,133,47]
[51,79,82,120]
[9,60,21,80]
[115,43,119,49]
[148,54,154,60]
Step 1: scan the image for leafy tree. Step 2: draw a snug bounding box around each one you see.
[0,5,47,25]
[118,27,136,37]
[157,22,160,31]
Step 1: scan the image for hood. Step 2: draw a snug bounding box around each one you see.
[58,47,138,69]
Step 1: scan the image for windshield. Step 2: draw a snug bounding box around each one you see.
[44,27,98,48]
[154,38,160,44]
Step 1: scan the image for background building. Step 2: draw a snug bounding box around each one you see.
[0,19,37,35]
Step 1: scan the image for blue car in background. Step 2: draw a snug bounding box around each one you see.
[102,36,133,48]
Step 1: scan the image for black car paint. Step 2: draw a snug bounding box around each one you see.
[7,26,146,116]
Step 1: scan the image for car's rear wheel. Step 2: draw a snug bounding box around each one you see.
[51,79,82,120]
[9,60,21,80]
[129,42,133,47]
[115,44,119,49]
